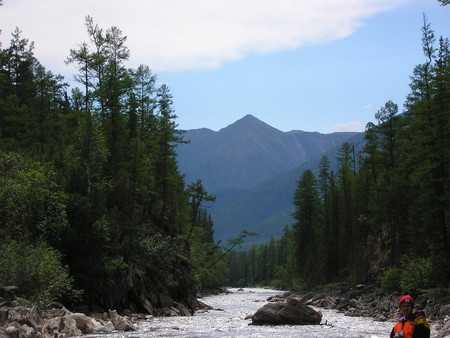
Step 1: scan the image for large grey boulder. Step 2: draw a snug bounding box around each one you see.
[66,313,96,334]
[41,316,82,337]
[108,309,136,331]
[252,297,322,325]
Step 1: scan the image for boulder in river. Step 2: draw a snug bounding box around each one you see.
[252,297,322,325]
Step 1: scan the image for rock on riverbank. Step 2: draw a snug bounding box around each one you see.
[0,282,214,338]
[0,286,138,337]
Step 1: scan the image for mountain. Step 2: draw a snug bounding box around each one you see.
[210,132,366,246]
[176,114,363,245]
[177,114,358,193]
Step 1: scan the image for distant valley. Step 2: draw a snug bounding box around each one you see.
[176,114,364,246]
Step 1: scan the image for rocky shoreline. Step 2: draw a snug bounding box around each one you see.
[272,284,450,337]
[2,284,449,337]
[0,286,138,337]
[0,286,199,337]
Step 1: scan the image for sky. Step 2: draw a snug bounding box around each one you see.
[1,0,449,134]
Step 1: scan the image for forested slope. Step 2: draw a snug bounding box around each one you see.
[210,132,366,245]
[228,19,450,296]
[0,17,225,313]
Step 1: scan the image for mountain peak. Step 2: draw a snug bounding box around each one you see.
[240,114,261,122]
[236,114,268,126]
[221,114,280,135]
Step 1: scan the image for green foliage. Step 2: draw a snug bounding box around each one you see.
[380,267,402,294]
[131,233,190,288]
[64,115,109,196]
[0,19,202,309]
[380,256,433,294]
[398,256,433,292]
[191,241,227,290]
[292,169,325,287]
[422,287,450,304]
[0,240,79,302]
[271,266,292,290]
[0,152,68,245]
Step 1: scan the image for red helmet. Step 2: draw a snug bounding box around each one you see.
[398,295,414,308]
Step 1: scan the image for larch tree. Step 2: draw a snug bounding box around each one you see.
[292,169,322,286]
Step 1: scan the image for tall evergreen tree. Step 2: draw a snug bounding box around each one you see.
[366,101,406,265]
[318,156,337,280]
[186,179,216,240]
[0,28,36,146]
[66,42,94,116]
[335,142,356,276]
[153,84,186,234]
[293,169,322,286]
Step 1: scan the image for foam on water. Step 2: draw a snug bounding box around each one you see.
[93,287,394,337]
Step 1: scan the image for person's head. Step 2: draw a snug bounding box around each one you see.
[398,295,414,316]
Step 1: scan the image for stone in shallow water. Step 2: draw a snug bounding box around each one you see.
[252,297,322,325]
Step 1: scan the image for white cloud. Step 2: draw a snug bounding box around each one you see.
[330,121,365,132]
[0,0,406,73]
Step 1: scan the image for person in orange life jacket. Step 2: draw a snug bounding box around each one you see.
[390,295,430,338]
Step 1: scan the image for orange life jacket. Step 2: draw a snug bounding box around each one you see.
[393,315,429,337]
[393,319,416,337]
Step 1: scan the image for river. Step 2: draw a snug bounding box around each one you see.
[96,287,394,337]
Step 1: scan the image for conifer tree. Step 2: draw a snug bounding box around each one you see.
[336,142,356,275]
[153,84,186,234]
[318,156,336,280]
[293,169,322,286]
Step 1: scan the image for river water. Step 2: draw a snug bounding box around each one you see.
[99,288,394,337]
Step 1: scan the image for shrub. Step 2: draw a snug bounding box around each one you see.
[271,266,290,290]
[0,240,78,302]
[131,233,190,288]
[380,267,402,294]
[0,152,68,246]
[380,255,433,294]
[399,255,432,292]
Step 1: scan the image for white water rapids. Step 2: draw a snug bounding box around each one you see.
[95,288,394,337]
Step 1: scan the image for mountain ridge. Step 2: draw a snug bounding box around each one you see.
[176,114,363,245]
[210,132,366,245]
[177,114,358,193]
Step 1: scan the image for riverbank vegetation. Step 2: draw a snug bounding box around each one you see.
[0,17,225,309]
[227,18,450,299]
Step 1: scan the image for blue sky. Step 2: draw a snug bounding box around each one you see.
[1,0,449,133]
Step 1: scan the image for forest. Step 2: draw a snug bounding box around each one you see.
[227,17,450,298]
[0,16,227,311]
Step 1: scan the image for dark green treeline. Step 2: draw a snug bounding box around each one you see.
[0,17,226,307]
[228,19,450,293]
